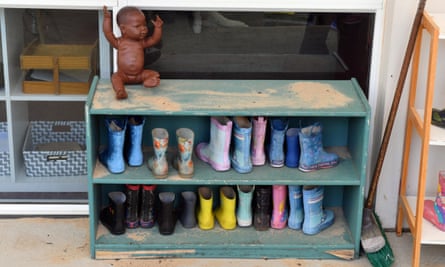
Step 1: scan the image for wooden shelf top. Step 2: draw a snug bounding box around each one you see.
[88,77,370,117]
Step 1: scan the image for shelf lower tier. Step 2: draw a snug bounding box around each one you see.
[94,207,354,260]
[406,196,445,245]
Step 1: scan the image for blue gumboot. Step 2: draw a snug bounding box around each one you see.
[285,128,300,168]
[231,117,253,174]
[268,118,288,168]
[298,122,339,172]
[302,186,335,235]
[126,116,145,167]
[288,185,304,230]
[99,118,127,174]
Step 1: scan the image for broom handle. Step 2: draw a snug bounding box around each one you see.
[366,0,427,209]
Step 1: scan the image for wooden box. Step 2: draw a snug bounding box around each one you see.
[20,39,97,94]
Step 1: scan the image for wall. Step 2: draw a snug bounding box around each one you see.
[375,0,445,229]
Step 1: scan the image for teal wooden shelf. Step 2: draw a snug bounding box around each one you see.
[86,77,370,260]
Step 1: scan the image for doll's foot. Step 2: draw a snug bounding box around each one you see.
[144,77,160,88]
[115,88,128,100]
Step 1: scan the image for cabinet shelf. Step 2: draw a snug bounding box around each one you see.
[10,93,87,102]
[405,196,445,245]
[415,109,445,146]
[429,125,445,146]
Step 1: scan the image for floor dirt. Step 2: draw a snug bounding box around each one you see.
[0,217,444,267]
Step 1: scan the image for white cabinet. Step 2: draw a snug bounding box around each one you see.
[0,0,384,214]
[0,4,107,194]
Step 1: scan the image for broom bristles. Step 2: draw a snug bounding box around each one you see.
[366,212,395,267]
[362,208,386,253]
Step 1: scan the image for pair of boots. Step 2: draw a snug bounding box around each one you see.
[424,172,445,231]
[99,185,157,235]
[124,184,157,229]
[125,188,179,235]
[196,116,268,174]
[147,128,195,178]
[151,190,198,235]
[196,186,238,230]
[99,187,179,236]
[199,185,287,231]
[196,185,257,229]
[288,185,335,235]
[270,120,339,171]
[100,116,145,174]
[253,185,289,231]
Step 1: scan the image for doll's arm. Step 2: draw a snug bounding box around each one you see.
[103,6,119,49]
[143,15,163,48]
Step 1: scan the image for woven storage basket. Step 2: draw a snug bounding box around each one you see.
[0,122,10,176]
[23,121,86,177]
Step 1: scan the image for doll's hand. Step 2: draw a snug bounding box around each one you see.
[103,6,111,18]
[151,15,164,28]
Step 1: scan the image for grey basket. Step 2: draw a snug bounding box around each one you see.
[23,121,86,177]
[0,122,10,176]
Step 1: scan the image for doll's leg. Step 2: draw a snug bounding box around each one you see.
[111,73,128,99]
[142,70,161,88]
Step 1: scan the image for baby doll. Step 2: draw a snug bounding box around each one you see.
[103,6,163,99]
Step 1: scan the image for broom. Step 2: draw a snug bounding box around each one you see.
[361,0,427,266]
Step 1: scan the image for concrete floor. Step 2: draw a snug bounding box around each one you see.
[0,217,444,267]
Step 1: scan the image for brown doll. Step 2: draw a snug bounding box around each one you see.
[103,6,163,100]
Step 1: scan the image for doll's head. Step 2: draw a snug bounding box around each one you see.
[116,6,147,39]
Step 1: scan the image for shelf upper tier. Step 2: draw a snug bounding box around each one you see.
[87,77,370,117]
[92,148,360,185]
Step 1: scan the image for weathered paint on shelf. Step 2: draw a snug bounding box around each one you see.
[90,79,368,116]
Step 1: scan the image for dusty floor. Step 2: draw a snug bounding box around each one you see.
[0,217,444,267]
